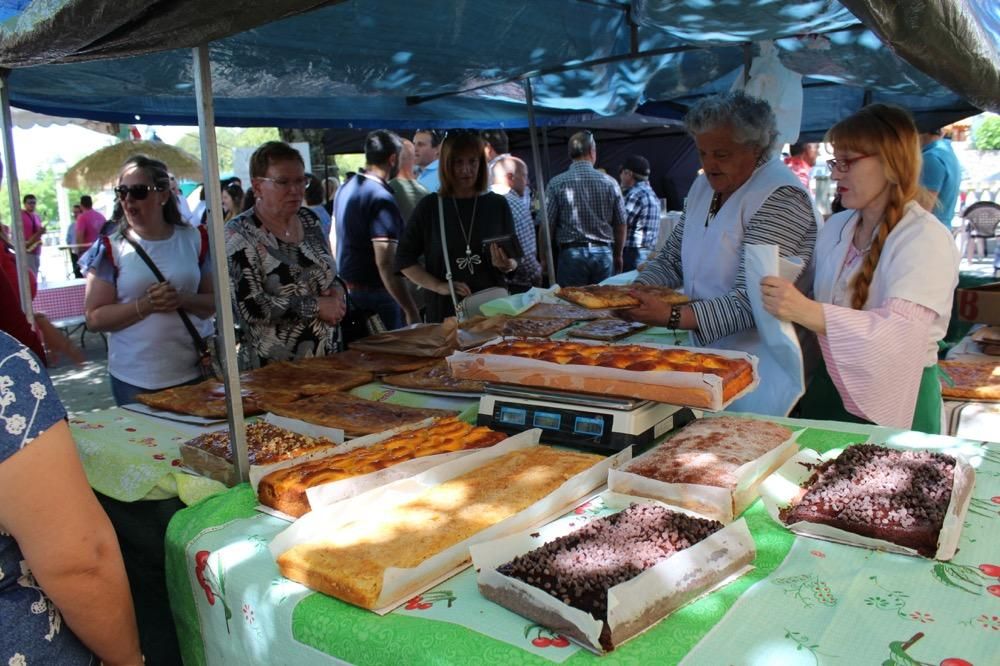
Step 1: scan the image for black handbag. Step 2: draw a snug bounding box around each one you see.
[335,276,386,347]
[121,232,220,379]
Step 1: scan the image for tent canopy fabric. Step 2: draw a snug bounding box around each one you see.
[0,0,995,130]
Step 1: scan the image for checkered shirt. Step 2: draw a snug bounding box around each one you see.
[545,161,626,245]
[504,191,541,285]
[623,180,661,249]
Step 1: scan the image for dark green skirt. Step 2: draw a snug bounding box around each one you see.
[798,357,942,434]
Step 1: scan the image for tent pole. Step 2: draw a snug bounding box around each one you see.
[541,127,551,183]
[192,44,249,483]
[0,69,35,324]
[523,78,556,286]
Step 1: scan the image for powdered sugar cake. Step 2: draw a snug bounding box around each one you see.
[519,302,615,321]
[626,417,793,489]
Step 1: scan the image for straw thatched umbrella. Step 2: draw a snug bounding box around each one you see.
[62,139,202,189]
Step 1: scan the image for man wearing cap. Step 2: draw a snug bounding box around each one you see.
[545,131,627,286]
[619,155,661,272]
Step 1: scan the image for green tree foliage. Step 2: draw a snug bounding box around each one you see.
[175,127,281,174]
[972,115,1000,151]
[1,167,88,239]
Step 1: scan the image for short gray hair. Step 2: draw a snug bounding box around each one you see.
[684,91,779,157]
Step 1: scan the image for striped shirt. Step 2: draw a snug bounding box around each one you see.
[505,191,542,286]
[637,185,817,344]
[623,180,661,249]
[546,160,626,245]
[821,298,936,429]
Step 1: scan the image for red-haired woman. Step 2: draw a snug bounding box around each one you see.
[761,104,959,433]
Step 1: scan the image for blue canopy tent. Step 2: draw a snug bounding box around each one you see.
[0,0,996,127]
[0,0,997,481]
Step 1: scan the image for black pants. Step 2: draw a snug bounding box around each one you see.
[96,492,184,666]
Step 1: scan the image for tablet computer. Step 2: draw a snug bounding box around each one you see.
[481,233,523,259]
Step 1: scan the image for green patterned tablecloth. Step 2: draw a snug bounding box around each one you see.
[69,407,226,504]
[69,385,477,505]
[164,421,999,666]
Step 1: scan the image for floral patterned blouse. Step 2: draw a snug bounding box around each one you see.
[224,207,340,368]
[0,331,94,664]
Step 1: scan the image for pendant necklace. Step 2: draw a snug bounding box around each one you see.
[453,196,481,274]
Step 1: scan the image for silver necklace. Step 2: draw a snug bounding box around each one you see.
[452,197,481,274]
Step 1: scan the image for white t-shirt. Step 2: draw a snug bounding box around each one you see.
[93,225,211,389]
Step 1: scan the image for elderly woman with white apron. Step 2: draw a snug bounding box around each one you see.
[625,91,821,414]
[761,104,959,433]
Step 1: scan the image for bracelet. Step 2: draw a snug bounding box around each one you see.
[667,305,682,329]
[135,298,146,320]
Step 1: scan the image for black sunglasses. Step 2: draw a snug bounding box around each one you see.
[115,184,165,201]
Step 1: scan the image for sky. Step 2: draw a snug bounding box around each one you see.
[10,123,196,180]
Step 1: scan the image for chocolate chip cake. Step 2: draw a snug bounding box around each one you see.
[784,444,955,557]
[497,503,723,648]
[184,421,337,466]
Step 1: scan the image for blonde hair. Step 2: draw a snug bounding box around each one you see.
[826,104,924,310]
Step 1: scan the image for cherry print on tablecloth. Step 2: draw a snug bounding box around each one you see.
[402,590,456,610]
[524,624,570,649]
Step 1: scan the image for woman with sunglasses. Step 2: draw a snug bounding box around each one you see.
[761,104,959,432]
[395,131,518,322]
[83,155,216,406]
[225,141,345,367]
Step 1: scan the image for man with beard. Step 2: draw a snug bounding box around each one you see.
[334,130,419,329]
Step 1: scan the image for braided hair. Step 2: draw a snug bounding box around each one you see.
[826,104,924,310]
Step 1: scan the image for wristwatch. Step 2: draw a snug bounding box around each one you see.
[667,305,682,330]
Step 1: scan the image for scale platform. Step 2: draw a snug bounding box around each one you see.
[478,383,698,452]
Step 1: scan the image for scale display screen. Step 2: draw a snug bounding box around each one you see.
[498,406,527,425]
[485,399,614,449]
[573,416,604,436]
[532,411,562,430]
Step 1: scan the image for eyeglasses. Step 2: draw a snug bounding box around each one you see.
[826,155,874,173]
[24,200,36,205]
[257,176,309,189]
[114,184,165,201]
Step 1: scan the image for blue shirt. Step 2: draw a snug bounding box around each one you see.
[334,172,406,289]
[0,331,93,664]
[920,138,961,226]
[417,159,440,193]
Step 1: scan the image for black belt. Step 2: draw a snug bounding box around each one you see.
[344,281,387,292]
[561,241,610,249]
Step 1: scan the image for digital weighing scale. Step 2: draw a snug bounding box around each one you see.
[478,383,699,452]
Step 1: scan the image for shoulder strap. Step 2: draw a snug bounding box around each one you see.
[437,195,461,318]
[121,229,207,355]
[100,235,118,280]
[197,224,209,265]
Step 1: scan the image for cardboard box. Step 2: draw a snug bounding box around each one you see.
[448,338,758,411]
[956,282,1000,325]
[759,446,975,560]
[608,425,802,523]
[269,432,630,613]
[473,494,755,654]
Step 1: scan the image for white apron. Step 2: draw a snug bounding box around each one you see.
[681,157,818,415]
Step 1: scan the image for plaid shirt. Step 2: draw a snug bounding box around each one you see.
[623,180,661,249]
[546,160,626,245]
[504,191,542,285]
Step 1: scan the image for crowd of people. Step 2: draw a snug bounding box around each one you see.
[0,89,967,664]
